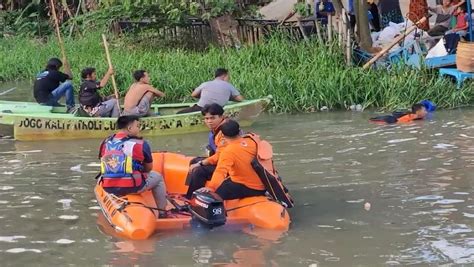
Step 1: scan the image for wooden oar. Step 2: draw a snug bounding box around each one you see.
[101,34,122,114]
[49,0,67,64]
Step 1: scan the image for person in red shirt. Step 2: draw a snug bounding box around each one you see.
[99,115,168,217]
[445,4,469,37]
[197,120,266,200]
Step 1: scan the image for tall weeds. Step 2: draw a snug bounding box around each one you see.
[0,33,472,112]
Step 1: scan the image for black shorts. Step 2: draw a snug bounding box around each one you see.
[185,157,216,199]
[215,179,266,200]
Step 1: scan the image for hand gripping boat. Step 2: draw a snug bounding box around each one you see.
[94,152,292,240]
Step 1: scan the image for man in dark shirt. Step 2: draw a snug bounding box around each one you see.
[33,58,75,112]
[79,67,120,117]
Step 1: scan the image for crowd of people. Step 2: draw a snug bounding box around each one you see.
[32,58,272,218]
[315,0,471,39]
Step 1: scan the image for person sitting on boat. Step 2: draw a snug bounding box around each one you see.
[370,103,429,124]
[177,68,243,114]
[123,70,165,117]
[185,103,229,199]
[197,120,266,200]
[98,115,168,218]
[428,0,466,37]
[33,57,75,113]
[79,67,120,117]
[315,0,335,26]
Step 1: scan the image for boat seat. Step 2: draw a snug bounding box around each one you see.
[439,68,474,89]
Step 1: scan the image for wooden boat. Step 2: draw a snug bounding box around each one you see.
[0,97,270,141]
[95,152,291,240]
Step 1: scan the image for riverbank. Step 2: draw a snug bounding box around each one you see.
[1,34,472,112]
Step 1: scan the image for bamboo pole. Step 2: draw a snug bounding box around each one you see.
[346,28,352,66]
[49,0,67,63]
[328,15,333,43]
[101,34,122,114]
[341,8,347,45]
[362,17,427,69]
[338,17,343,45]
[314,19,323,43]
[68,0,82,38]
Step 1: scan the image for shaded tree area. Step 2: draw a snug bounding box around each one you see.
[0,0,269,38]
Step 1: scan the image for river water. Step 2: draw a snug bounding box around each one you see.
[1,84,474,266]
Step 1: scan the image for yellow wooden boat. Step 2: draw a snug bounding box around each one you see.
[0,97,270,141]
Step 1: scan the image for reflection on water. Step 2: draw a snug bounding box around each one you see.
[1,86,474,265]
[0,81,34,102]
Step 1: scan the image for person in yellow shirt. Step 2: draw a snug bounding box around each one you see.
[197,120,266,200]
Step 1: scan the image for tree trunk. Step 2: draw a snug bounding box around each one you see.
[355,0,374,52]
[209,15,241,48]
[332,0,345,15]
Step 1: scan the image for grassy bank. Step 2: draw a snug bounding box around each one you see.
[1,34,472,112]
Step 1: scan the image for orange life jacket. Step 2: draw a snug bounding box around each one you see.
[244,133,294,208]
[98,134,147,196]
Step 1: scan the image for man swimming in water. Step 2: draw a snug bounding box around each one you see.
[370,103,429,124]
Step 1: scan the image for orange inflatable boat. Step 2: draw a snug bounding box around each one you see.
[95,152,291,240]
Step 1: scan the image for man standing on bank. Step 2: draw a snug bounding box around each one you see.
[177,68,244,114]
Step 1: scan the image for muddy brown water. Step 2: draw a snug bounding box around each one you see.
[1,83,474,266]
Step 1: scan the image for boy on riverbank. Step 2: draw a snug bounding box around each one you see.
[445,4,470,37]
[428,0,466,36]
[79,67,120,117]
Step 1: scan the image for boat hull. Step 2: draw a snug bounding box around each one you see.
[0,97,270,141]
[95,151,291,240]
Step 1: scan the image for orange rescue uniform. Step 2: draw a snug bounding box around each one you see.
[208,137,265,191]
[396,113,418,123]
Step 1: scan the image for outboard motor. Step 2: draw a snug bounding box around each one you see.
[189,191,226,228]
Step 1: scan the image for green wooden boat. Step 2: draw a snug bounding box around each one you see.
[0,97,271,141]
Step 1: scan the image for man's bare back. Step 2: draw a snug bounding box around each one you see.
[124,82,155,111]
[123,71,165,116]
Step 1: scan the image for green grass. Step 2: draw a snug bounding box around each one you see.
[0,33,472,112]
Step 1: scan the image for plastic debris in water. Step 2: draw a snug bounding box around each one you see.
[349,104,363,111]
[364,202,371,211]
[70,164,83,173]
